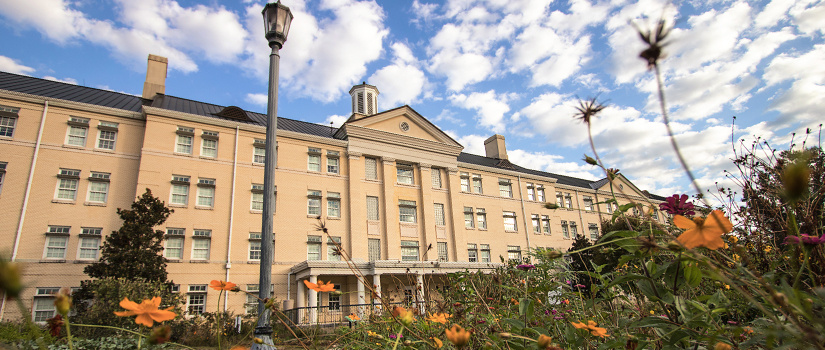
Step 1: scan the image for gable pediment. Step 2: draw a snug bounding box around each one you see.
[337,106,462,148]
[595,174,649,199]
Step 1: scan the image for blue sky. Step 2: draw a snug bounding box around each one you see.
[1,0,823,198]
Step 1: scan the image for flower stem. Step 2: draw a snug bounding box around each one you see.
[65,316,74,350]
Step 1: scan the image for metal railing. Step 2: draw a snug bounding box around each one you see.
[280,301,439,327]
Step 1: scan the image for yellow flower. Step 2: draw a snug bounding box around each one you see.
[426,312,451,324]
[445,324,471,347]
[571,320,609,337]
[764,246,772,253]
[392,306,414,325]
[431,337,443,348]
[674,210,733,250]
[53,288,72,316]
[113,297,176,327]
[649,310,655,315]
[303,279,336,292]
[210,280,238,291]
[714,343,732,350]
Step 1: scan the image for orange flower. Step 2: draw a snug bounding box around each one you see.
[537,334,553,348]
[210,280,237,291]
[431,337,443,349]
[113,297,176,327]
[571,320,609,337]
[303,279,336,292]
[426,312,451,324]
[392,306,415,325]
[445,324,471,347]
[674,210,733,250]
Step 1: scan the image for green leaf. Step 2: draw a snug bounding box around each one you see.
[683,263,702,287]
[631,316,674,329]
[518,298,534,319]
[605,274,647,289]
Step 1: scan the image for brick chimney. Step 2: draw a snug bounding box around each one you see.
[142,54,168,100]
[484,134,508,160]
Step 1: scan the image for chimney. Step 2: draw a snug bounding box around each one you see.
[142,54,168,100]
[484,134,508,160]
[349,82,379,118]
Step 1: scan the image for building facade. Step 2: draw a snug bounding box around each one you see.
[0,56,664,323]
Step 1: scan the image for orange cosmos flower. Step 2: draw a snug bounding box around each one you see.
[210,280,238,291]
[537,334,553,348]
[303,279,336,292]
[426,312,451,324]
[571,320,609,337]
[392,306,415,325]
[674,210,733,250]
[113,297,176,327]
[445,324,471,347]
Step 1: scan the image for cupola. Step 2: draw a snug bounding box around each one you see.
[349,82,379,116]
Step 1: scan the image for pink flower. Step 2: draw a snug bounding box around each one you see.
[659,194,696,216]
[784,234,825,246]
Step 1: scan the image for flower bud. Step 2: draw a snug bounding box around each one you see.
[499,332,512,338]
[0,259,23,299]
[582,155,598,166]
[537,334,552,348]
[54,288,72,316]
[148,325,172,345]
[254,337,264,344]
[782,159,810,202]
[544,203,560,210]
[667,241,683,252]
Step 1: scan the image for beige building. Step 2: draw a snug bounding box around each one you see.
[0,56,664,323]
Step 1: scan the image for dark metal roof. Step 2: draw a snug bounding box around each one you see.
[0,71,145,111]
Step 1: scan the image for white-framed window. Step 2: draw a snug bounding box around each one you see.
[507,245,522,261]
[460,172,470,192]
[367,196,379,221]
[327,151,340,174]
[32,287,60,322]
[77,227,102,260]
[365,157,378,180]
[253,145,266,164]
[66,117,89,146]
[556,192,564,207]
[201,138,218,158]
[175,127,194,154]
[96,121,119,150]
[44,228,69,260]
[532,214,541,234]
[434,203,446,226]
[170,175,190,205]
[196,178,215,208]
[464,207,475,229]
[308,148,321,172]
[467,243,478,262]
[561,221,570,238]
[243,284,273,314]
[399,200,417,223]
[541,215,551,234]
[499,178,512,198]
[0,162,6,195]
[248,232,262,261]
[87,172,110,203]
[536,185,545,202]
[583,196,594,211]
[56,168,80,200]
[527,183,535,201]
[0,105,19,138]
[437,242,448,262]
[251,184,264,211]
[327,192,341,218]
[397,164,414,185]
[187,285,207,314]
[307,190,322,216]
[570,222,578,237]
[472,174,483,194]
[431,168,442,189]
[191,230,211,260]
[307,235,321,260]
[589,224,599,241]
[368,238,381,261]
[565,194,573,209]
[477,208,487,229]
[503,211,517,232]
[400,241,419,261]
[328,285,342,310]
[327,236,341,261]
[165,228,185,259]
[480,244,491,262]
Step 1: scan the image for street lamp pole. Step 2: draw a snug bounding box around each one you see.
[253,2,292,350]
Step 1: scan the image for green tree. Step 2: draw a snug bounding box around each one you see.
[567,234,595,292]
[83,189,173,282]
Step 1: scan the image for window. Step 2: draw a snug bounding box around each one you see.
[196,178,215,208]
[327,236,342,261]
[431,168,442,188]
[499,178,512,197]
[367,196,379,221]
[368,238,381,261]
[66,117,89,146]
[307,235,321,260]
[532,214,541,234]
[56,168,80,200]
[327,192,341,218]
[651,208,659,220]
[251,184,264,211]
[541,215,551,234]
[32,287,60,322]
[192,230,211,260]
[565,194,573,209]
[44,227,69,260]
[477,208,487,229]
[589,224,599,241]
[187,285,207,314]
[397,164,414,184]
[556,192,563,207]
[400,241,419,261]
[249,237,261,261]
[0,105,19,137]
[438,242,448,262]
[480,244,491,262]
[170,175,190,205]
[527,184,535,201]
[570,222,578,237]
[308,148,321,171]
[0,162,6,194]
[327,151,340,174]
[246,284,260,314]
[399,200,417,223]
[536,185,545,202]
[97,121,119,150]
[253,145,266,164]
[464,207,475,229]
[165,228,185,259]
[472,174,483,194]
[87,172,110,203]
[583,196,594,211]
[503,211,517,232]
[365,157,378,180]
[175,127,194,154]
[561,221,570,239]
[78,228,102,260]
[467,243,478,262]
[460,172,470,192]
[307,190,322,216]
[507,245,522,261]
[328,285,342,310]
[201,139,217,158]
[434,203,446,226]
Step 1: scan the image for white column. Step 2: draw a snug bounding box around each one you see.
[308,275,318,324]
[416,273,426,315]
[356,277,366,318]
[372,273,382,311]
[296,280,305,308]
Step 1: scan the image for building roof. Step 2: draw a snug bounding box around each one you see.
[0,71,661,198]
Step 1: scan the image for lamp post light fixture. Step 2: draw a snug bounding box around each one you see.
[253,2,292,350]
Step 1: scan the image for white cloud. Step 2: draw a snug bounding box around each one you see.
[507,23,591,87]
[763,43,825,129]
[245,93,268,107]
[43,76,78,84]
[0,55,35,74]
[324,114,348,127]
[368,42,427,108]
[509,149,599,180]
[449,90,517,132]
[790,0,825,35]
[452,133,488,155]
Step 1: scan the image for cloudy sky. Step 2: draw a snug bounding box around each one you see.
[1,0,823,198]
